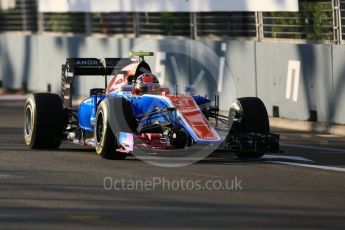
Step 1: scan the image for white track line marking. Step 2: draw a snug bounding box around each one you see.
[0,95,29,101]
[317,134,340,138]
[271,161,345,173]
[281,143,345,153]
[0,174,11,178]
[263,154,314,162]
[0,174,22,179]
[264,154,345,173]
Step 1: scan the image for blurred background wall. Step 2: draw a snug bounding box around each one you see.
[1,0,345,125]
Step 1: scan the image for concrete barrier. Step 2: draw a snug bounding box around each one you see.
[255,42,333,123]
[0,33,344,125]
[331,45,345,125]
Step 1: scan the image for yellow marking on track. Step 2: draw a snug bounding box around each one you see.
[69,215,100,221]
[320,140,329,145]
[280,135,289,139]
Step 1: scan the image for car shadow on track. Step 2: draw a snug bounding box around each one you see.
[57,146,270,166]
[198,152,266,166]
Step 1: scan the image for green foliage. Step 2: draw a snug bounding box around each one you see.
[47,13,84,33]
[160,12,174,36]
[0,7,16,15]
[269,1,333,40]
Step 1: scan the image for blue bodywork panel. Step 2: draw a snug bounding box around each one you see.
[130,95,171,116]
[193,95,210,105]
[78,93,210,135]
[78,95,105,132]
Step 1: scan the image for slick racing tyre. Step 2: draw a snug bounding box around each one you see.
[228,97,269,134]
[24,93,65,149]
[107,97,138,133]
[95,99,127,159]
[228,97,270,158]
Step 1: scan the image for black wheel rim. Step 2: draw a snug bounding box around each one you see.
[228,100,243,129]
[96,111,104,144]
[25,106,32,137]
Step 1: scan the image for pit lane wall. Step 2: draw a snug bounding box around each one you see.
[0,33,345,125]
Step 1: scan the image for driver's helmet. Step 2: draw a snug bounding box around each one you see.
[134,73,160,94]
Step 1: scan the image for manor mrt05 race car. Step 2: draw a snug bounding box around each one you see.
[24,52,279,160]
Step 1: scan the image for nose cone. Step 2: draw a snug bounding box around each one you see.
[166,95,221,142]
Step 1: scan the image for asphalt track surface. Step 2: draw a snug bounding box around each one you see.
[0,105,345,230]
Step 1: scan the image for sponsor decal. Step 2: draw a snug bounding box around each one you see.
[74,59,99,66]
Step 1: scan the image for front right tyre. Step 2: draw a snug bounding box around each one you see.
[228,97,270,158]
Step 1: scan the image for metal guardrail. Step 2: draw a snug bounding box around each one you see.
[137,13,191,37]
[262,0,334,41]
[92,13,134,35]
[42,13,85,33]
[41,12,134,35]
[340,0,345,40]
[196,12,256,38]
[0,0,37,32]
[1,0,345,43]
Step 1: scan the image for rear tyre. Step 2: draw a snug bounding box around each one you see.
[95,100,127,160]
[24,93,64,149]
[228,97,270,158]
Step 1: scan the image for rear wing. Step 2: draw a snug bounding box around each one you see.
[61,58,133,108]
[64,58,133,76]
[62,53,154,108]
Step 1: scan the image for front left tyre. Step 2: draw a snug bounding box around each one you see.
[24,93,65,149]
[95,99,127,160]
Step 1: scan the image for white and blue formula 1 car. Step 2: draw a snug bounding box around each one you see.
[24,52,279,160]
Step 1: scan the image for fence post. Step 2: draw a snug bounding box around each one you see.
[255,12,264,42]
[37,11,44,33]
[21,0,27,31]
[333,0,342,44]
[190,12,198,39]
[133,12,140,37]
[85,13,92,35]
